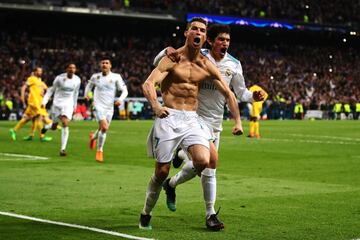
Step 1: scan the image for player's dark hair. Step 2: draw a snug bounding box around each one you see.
[207,24,230,42]
[186,17,208,30]
[66,62,76,68]
[33,66,42,72]
[100,55,112,63]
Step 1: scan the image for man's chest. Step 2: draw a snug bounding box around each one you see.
[172,62,210,83]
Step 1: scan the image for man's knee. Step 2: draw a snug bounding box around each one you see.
[250,116,258,122]
[154,163,170,183]
[188,145,210,173]
[100,122,109,132]
[208,142,218,168]
[61,116,69,127]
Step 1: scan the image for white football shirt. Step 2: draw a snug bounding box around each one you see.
[43,73,81,108]
[84,71,128,111]
[197,49,253,132]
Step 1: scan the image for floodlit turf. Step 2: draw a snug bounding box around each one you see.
[0,119,360,240]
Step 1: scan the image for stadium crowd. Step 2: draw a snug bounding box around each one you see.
[0,30,359,121]
[2,0,360,26]
[125,0,360,26]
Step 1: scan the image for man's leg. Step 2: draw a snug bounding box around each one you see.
[190,143,224,231]
[254,120,260,138]
[40,116,54,135]
[23,118,36,141]
[172,148,189,168]
[96,119,108,162]
[163,160,197,211]
[60,116,70,156]
[89,128,99,150]
[10,117,30,141]
[140,162,170,230]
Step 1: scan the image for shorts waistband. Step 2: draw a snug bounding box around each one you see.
[167,108,198,116]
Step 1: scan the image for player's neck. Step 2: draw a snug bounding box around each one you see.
[184,45,200,61]
[102,70,110,76]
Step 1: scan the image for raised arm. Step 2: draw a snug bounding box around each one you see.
[143,57,174,118]
[208,61,243,135]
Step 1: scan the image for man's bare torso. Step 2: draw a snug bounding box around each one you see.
[161,53,212,111]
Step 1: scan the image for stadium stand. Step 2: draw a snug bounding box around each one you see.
[1,0,359,26]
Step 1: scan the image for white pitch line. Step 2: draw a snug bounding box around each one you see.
[0,153,48,160]
[289,134,360,142]
[0,211,155,240]
[261,138,359,145]
[0,158,47,162]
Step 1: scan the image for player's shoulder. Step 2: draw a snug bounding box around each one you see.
[56,73,67,79]
[224,53,241,65]
[73,74,81,82]
[158,56,176,72]
[27,75,36,83]
[110,72,122,79]
[90,72,101,79]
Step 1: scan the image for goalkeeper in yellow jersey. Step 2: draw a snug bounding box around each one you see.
[248,84,268,139]
[9,67,52,142]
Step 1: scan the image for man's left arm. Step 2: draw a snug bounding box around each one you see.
[208,62,243,135]
[73,78,81,111]
[114,75,128,106]
[231,63,253,102]
[231,63,264,102]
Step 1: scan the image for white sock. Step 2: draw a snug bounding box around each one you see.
[142,174,163,215]
[201,168,217,218]
[178,149,189,161]
[93,129,99,139]
[169,160,197,188]
[98,131,106,151]
[61,127,69,151]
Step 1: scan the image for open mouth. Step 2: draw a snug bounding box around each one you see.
[193,36,201,45]
[220,48,227,54]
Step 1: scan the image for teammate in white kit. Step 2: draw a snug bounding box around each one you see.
[84,57,128,163]
[42,63,81,156]
[139,18,243,231]
[153,24,265,214]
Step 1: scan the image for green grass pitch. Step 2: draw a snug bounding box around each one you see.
[0,120,359,240]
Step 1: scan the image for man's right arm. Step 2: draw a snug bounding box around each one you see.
[42,77,58,106]
[207,61,243,135]
[84,75,95,101]
[143,57,174,118]
[153,48,167,67]
[20,83,27,106]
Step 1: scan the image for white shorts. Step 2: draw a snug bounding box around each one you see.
[93,107,113,124]
[212,131,221,150]
[50,105,74,121]
[147,108,211,163]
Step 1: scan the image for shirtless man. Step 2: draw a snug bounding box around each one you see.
[139,17,243,231]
